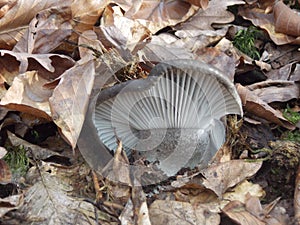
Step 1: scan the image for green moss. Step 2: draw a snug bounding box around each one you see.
[282,130,300,142]
[283,105,300,124]
[233,26,261,59]
[3,145,29,177]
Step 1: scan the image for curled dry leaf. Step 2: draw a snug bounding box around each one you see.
[273,0,300,37]
[247,80,300,104]
[13,6,73,54]
[99,5,151,51]
[0,71,53,119]
[0,50,75,80]
[237,84,295,130]
[238,5,300,45]
[49,59,95,149]
[0,0,69,49]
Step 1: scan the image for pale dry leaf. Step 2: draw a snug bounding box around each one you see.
[149,200,220,225]
[78,30,103,59]
[222,200,265,225]
[99,5,151,51]
[222,180,265,205]
[0,146,7,158]
[124,0,197,34]
[0,71,53,119]
[201,160,262,198]
[184,0,209,9]
[18,171,99,224]
[0,194,23,217]
[236,84,295,129]
[71,0,109,33]
[13,6,73,54]
[179,0,245,31]
[49,59,95,149]
[248,80,300,104]
[0,0,69,49]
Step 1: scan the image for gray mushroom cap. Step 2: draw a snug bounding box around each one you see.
[79,59,243,176]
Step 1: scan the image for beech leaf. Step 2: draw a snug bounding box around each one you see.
[49,59,95,149]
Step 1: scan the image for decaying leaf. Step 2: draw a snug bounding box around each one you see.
[18,171,99,224]
[99,5,151,51]
[123,0,197,34]
[237,84,295,129]
[201,160,262,198]
[273,0,300,37]
[179,0,245,31]
[71,0,109,33]
[238,4,300,45]
[0,194,23,217]
[0,0,69,49]
[149,200,220,225]
[49,59,95,149]
[222,200,266,225]
[247,80,300,104]
[13,6,73,54]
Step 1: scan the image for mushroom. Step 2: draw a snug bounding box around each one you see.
[79,59,243,176]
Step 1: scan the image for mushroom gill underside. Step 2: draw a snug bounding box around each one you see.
[92,60,243,175]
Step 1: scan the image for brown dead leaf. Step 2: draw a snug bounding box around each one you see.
[0,50,75,81]
[49,59,95,149]
[71,0,109,33]
[98,5,151,51]
[196,47,236,80]
[273,1,300,37]
[185,0,209,9]
[78,30,103,59]
[13,6,73,54]
[179,0,244,31]
[222,200,265,225]
[238,5,300,45]
[237,84,295,129]
[0,71,53,119]
[149,200,220,225]
[248,80,300,104]
[0,0,69,49]
[124,0,197,34]
[201,160,262,198]
[0,159,11,183]
[0,193,23,217]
